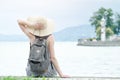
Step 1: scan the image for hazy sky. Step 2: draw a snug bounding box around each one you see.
[0,0,120,35]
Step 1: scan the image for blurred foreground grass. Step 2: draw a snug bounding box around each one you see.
[0,76,48,80]
[0,76,120,80]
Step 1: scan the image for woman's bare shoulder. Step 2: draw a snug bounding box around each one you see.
[47,34,55,44]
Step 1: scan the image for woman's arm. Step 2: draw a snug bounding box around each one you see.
[48,35,69,78]
[17,19,35,42]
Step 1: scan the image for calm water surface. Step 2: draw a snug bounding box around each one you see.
[0,42,120,77]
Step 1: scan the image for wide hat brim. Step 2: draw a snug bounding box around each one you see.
[26,16,55,36]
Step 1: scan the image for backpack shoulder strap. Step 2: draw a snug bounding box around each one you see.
[30,34,51,47]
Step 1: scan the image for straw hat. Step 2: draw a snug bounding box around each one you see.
[26,16,55,36]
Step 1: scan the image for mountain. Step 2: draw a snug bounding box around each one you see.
[54,25,96,41]
[0,25,96,42]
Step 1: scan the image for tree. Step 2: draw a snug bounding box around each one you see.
[115,13,120,35]
[96,27,101,40]
[106,27,114,38]
[96,27,114,40]
[89,7,115,39]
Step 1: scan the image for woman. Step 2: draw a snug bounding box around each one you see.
[17,16,68,77]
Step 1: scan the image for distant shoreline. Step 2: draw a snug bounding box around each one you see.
[77,39,120,46]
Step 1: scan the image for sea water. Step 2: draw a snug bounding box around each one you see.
[0,42,120,77]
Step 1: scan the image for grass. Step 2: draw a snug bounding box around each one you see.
[1,76,120,80]
[0,76,61,80]
[0,76,48,80]
[0,76,31,80]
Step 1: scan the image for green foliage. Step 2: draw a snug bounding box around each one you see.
[106,27,114,38]
[2,76,17,80]
[1,76,32,80]
[115,13,120,34]
[0,76,62,80]
[89,38,93,41]
[96,27,114,40]
[89,7,116,38]
[23,77,32,80]
[96,27,101,40]
[90,7,105,29]
[42,77,46,80]
[0,76,61,80]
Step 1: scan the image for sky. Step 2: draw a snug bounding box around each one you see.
[0,0,120,35]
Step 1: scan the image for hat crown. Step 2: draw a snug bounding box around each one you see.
[26,16,55,36]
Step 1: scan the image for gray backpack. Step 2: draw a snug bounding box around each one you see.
[28,35,50,74]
